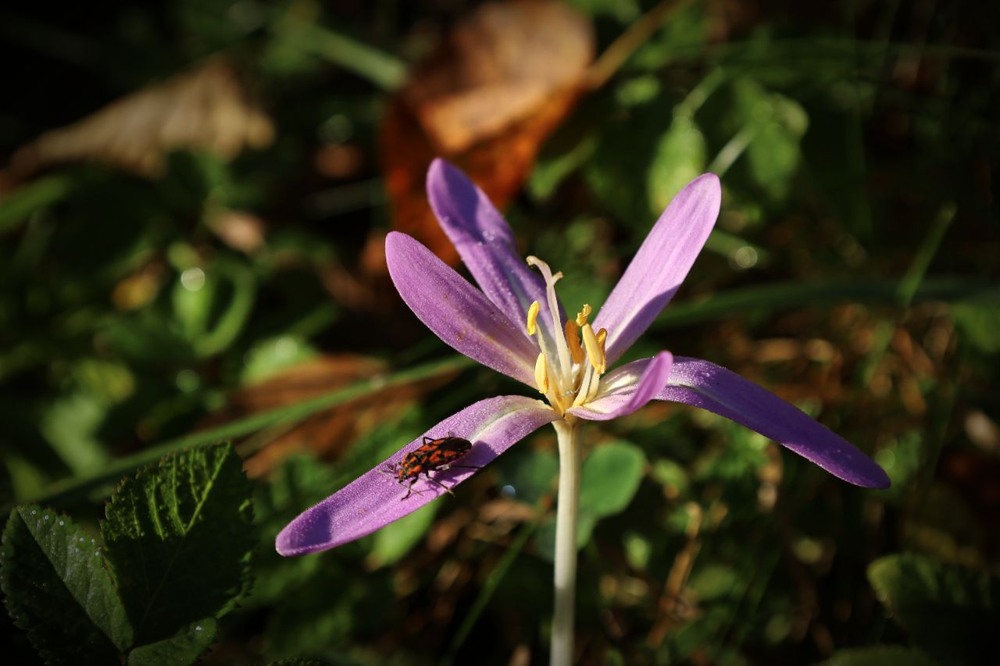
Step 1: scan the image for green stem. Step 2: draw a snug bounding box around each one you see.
[551,419,582,666]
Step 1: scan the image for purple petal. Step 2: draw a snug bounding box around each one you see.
[276,395,558,555]
[427,159,553,326]
[567,351,674,421]
[594,174,721,365]
[386,231,539,386]
[657,357,890,488]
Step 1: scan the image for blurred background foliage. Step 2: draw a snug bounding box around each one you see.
[0,0,997,664]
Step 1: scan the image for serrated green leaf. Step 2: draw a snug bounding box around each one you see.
[127,618,217,666]
[579,441,646,518]
[868,553,998,665]
[2,505,132,664]
[818,646,938,666]
[103,443,254,644]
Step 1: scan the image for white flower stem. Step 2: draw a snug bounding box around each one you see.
[551,418,582,666]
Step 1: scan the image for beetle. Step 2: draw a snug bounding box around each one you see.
[383,435,479,500]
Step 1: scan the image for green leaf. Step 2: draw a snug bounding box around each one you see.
[127,618,217,666]
[868,553,999,665]
[103,443,255,645]
[728,79,808,201]
[39,392,111,476]
[0,176,74,234]
[1,505,132,664]
[818,646,938,666]
[647,115,707,214]
[579,441,646,518]
[951,289,1000,355]
[495,448,558,507]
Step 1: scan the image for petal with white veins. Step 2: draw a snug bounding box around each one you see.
[657,357,890,488]
[595,174,721,365]
[276,395,558,555]
[386,231,539,386]
[427,159,554,327]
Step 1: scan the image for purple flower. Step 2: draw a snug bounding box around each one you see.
[276,159,889,557]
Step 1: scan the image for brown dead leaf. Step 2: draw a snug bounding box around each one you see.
[379,0,594,265]
[8,57,274,180]
[200,353,456,477]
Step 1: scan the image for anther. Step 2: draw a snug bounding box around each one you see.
[581,324,606,374]
[575,304,592,327]
[534,353,549,394]
[564,320,584,364]
[526,301,540,335]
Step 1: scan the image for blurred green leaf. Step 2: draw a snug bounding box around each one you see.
[951,289,1000,355]
[868,553,998,665]
[39,392,111,475]
[647,114,707,213]
[241,335,319,384]
[0,176,74,234]
[579,441,646,518]
[496,447,558,507]
[1,505,132,664]
[103,443,254,645]
[368,502,439,567]
[171,258,256,357]
[728,79,808,200]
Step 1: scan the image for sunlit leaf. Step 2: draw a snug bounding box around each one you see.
[579,441,646,518]
[648,114,707,213]
[102,443,254,645]
[1,505,132,664]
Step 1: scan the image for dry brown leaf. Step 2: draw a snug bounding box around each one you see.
[380,0,594,265]
[200,353,456,477]
[8,57,274,179]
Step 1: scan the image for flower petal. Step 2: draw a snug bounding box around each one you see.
[276,395,558,555]
[594,174,721,364]
[568,351,673,421]
[657,357,890,488]
[427,159,552,325]
[386,231,539,386]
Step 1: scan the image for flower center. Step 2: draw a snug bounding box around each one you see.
[525,256,608,416]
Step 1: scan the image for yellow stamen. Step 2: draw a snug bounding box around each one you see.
[581,323,606,373]
[526,301,540,336]
[564,320,584,364]
[534,353,549,394]
[575,304,592,327]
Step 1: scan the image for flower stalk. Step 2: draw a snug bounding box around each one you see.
[551,418,582,666]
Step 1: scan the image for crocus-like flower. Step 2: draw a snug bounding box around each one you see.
[278,159,889,665]
[277,160,889,557]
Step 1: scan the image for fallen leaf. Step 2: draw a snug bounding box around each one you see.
[380,0,594,265]
[8,57,274,179]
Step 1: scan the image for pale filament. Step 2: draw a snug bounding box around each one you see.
[524,256,608,415]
